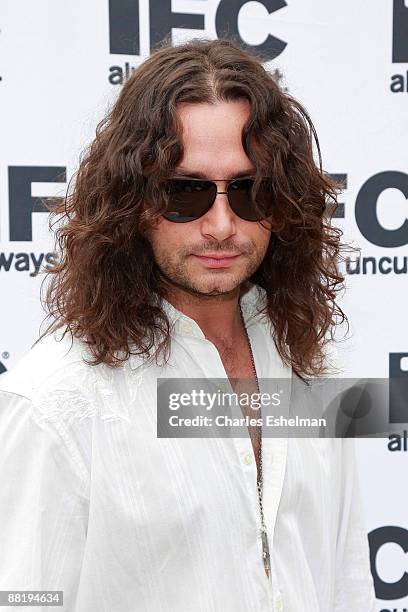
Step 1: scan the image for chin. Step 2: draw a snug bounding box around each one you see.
[191,273,244,295]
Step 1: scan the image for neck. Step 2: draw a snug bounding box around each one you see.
[162,282,250,344]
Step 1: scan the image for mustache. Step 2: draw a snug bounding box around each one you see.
[183,240,255,257]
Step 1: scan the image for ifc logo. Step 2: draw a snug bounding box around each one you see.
[108,0,288,61]
[393,0,408,62]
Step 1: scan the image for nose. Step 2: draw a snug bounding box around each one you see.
[199,181,237,242]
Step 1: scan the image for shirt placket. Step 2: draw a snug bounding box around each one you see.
[244,320,292,612]
[261,435,288,612]
[181,324,277,608]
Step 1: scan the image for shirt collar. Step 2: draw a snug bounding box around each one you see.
[127,282,268,370]
[160,281,267,339]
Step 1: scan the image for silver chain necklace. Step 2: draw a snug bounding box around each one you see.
[238,302,271,579]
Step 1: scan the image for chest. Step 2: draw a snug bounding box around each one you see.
[213,331,255,380]
[212,335,262,477]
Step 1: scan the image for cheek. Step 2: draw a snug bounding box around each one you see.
[242,221,271,249]
[148,220,188,256]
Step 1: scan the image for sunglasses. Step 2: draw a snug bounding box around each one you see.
[159,176,272,223]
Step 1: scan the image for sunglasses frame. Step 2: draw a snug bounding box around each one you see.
[159,175,272,223]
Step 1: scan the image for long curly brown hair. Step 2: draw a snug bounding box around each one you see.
[36,36,348,379]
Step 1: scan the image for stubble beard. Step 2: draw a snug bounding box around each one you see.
[155,250,265,298]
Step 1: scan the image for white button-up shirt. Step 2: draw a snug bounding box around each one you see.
[0,283,376,611]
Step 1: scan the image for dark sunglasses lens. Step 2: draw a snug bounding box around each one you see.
[229,178,271,221]
[162,179,215,222]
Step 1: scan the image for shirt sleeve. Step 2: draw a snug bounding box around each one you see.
[334,437,377,611]
[0,391,90,612]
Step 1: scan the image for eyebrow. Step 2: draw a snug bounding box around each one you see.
[173,167,256,179]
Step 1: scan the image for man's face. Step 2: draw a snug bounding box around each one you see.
[146,99,271,297]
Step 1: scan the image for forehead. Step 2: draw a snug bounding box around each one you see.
[175,100,255,177]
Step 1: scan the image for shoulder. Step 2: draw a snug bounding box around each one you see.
[0,329,137,423]
[0,331,100,486]
[0,329,94,400]
[0,327,149,427]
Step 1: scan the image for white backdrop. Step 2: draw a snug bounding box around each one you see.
[1,1,407,609]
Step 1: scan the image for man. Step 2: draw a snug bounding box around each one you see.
[0,37,376,611]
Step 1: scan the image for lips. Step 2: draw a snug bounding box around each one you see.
[191,253,241,268]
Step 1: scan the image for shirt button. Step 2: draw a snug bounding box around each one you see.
[243,453,252,465]
[181,322,193,333]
